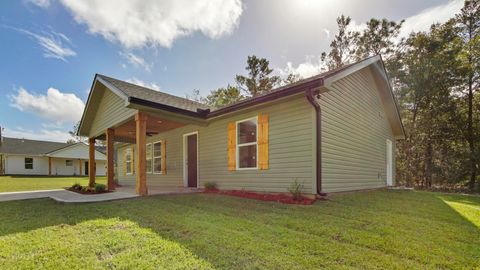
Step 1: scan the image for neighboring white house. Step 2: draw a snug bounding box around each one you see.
[0,137,107,176]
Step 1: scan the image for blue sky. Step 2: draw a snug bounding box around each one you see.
[0,0,462,142]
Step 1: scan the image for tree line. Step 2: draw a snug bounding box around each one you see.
[194,0,479,191]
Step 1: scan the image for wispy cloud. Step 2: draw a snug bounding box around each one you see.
[323,28,330,39]
[9,87,85,124]
[119,51,153,72]
[343,0,463,39]
[126,78,161,91]
[3,127,71,143]
[2,25,76,62]
[25,0,51,8]
[399,0,463,38]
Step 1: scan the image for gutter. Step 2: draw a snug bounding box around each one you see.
[305,87,325,196]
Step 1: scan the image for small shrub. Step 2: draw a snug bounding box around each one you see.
[71,183,82,190]
[204,182,218,190]
[81,186,90,192]
[94,183,106,193]
[288,179,304,200]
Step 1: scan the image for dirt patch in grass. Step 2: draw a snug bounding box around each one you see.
[205,189,316,205]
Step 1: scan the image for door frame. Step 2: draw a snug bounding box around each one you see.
[386,139,393,186]
[183,131,199,188]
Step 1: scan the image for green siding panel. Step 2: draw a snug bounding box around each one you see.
[319,67,396,192]
[89,88,136,138]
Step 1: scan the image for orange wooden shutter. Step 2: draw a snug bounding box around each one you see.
[227,122,236,171]
[258,113,269,170]
[123,148,126,176]
[161,140,167,174]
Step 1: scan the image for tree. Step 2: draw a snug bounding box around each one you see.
[455,0,480,189]
[282,73,302,85]
[203,85,244,108]
[68,121,86,144]
[235,55,281,96]
[185,89,203,103]
[323,15,359,69]
[394,22,463,188]
[355,18,404,61]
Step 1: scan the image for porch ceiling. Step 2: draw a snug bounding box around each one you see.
[96,113,185,143]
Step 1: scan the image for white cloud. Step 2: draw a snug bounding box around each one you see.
[3,127,71,143]
[58,0,243,48]
[399,0,463,38]
[26,0,51,8]
[323,28,330,39]
[277,56,328,79]
[126,78,161,91]
[10,87,85,124]
[120,51,153,72]
[344,1,463,39]
[2,25,76,61]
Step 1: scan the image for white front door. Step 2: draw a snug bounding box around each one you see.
[386,139,393,186]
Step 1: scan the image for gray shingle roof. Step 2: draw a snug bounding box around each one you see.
[0,137,68,155]
[98,75,210,112]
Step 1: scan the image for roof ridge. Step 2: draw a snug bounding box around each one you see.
[97,74,209,108]
[2,136,67,145]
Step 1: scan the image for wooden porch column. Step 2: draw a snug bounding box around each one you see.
[106,128,115,191]
[79,160,82,176]
[135,112,148,196]
[48,157,52,176]
[88,138,96,188]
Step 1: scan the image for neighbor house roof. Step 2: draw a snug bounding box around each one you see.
[0,137,107,160]
[79,55,405,138]
[0,137,68,155]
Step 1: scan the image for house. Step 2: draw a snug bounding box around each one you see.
[0,136,107,176]
[77,55,405,195]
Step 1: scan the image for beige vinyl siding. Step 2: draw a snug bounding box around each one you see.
[319,67,395,192]
[116,96,316,194]
[199,96,315,193]
[116,144,136,186]
[89,88,136,138]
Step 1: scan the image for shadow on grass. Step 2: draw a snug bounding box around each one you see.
[0,190,479,269]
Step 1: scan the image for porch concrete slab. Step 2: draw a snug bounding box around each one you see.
[0,189,138,203]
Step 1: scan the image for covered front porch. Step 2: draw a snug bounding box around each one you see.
[78,75,210,195]
[86,110,203,196]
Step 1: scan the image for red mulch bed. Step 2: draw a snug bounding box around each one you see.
[205,189,316,205]
[66,187,112,195]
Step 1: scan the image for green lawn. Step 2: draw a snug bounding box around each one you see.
[0,190,479,269]
[0,176,106,192]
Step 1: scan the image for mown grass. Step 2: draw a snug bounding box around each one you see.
[0,176,106,192]
[0,190,478,269]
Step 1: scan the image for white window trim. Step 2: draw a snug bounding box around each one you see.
[236,116,258,170]
[25,157,33,170]
[125,147,133,175]
[153,140,163,175]
[146,143,153,174]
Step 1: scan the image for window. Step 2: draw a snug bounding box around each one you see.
[237,117,257,169]
[25,157,33,169]
[125,148,132,175]
[153,141,162,174]
[65,160,73,166]
[146,143,153,173]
